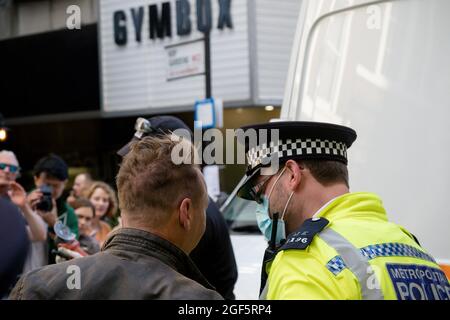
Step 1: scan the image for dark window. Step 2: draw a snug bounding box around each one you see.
[0,24,100,118]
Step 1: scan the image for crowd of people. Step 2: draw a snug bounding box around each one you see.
[1,115,238,300]
[0,150,120,276]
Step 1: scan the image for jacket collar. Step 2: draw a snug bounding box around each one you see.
[101,227,214,290]
[314,192,388,222]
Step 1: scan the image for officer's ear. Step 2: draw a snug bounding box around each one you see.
[178,197,193,230]
[285,160,304,191]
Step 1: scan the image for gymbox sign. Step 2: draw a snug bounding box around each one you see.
[113,0,233,46]
[387,264,450,300]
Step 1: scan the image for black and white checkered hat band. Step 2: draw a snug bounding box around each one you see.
[247,138,348,170]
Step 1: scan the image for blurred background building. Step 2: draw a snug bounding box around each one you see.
[0,0,301,193]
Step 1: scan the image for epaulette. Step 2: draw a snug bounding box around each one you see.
[280,217,329,250]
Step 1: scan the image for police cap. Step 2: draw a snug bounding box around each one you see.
[236,121,357,201]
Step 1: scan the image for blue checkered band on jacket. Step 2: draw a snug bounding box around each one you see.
[326,256,346,275]
[326,243,436,276]
[246,138,347,170]
[359,243,436,263]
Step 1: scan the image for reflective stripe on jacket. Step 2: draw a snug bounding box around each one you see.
[263,192,450,300]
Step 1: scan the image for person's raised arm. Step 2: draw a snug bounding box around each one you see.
[9,182,47,242]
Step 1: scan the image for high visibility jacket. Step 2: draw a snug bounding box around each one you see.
[262,192,450,300]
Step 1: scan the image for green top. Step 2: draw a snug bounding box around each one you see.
[47,198,79,263]
[56,198,79,238]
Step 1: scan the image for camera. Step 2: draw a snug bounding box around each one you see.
[36,184,53,212]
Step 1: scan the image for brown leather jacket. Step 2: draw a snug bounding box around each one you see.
[10,228,223,300]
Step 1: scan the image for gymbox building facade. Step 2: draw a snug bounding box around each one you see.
[0,0,299,192]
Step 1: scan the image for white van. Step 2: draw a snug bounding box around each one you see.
[281,0,450,276]
[224,0,450,299]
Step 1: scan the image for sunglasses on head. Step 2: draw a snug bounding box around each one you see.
[0,162,20,173]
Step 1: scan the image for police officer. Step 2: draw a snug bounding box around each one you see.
[236,121,450,300]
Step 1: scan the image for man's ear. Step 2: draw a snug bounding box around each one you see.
[178,198,193,230]
[285,160,303,190]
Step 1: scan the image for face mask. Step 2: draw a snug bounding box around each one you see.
[255,195,275,241]
[255,168,294,247]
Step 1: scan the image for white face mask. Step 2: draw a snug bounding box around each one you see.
[255,167,294,248]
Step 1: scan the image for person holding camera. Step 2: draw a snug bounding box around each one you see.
[26,154,79,266]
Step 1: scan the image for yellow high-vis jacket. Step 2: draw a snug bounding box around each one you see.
[262,192,450,300]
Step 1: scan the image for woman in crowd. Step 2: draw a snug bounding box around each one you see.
[86,181,118,246]
[72,198,100,255]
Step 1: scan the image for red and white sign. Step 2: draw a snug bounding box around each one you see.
[166,40,205,81]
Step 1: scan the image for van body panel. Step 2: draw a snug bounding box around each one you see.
[282,0,450,262]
